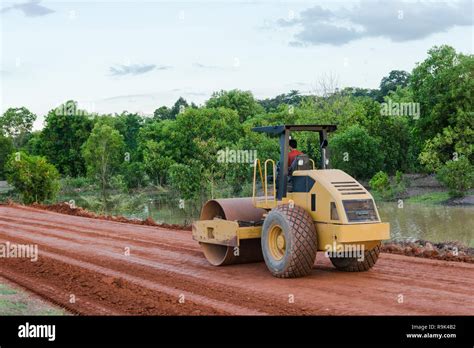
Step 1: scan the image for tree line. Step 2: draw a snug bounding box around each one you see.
[0,45,472,204]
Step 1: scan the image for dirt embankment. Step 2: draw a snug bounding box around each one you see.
[381,240,473,263]
[0,204,473,316]
[29,202,192,231]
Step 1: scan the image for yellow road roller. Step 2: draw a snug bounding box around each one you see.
[192,125,390,278]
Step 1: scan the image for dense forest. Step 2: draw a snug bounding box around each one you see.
[0,45,473,208]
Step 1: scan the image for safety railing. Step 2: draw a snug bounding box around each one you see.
[253,158,276,207]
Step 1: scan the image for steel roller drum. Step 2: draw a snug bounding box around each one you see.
[199,198,265,266]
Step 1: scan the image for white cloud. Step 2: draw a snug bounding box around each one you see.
[279,0,473,46]
[108,64,171,76]
[1,0,54,17]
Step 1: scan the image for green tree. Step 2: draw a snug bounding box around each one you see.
[436,157,474,197]
[170,97,189,119]
[381,87,422,172]
[82,123,125,207]
[369,171,392,199]
[39,101,94,176]
[5,152,60,204]
[139,107,243,196]
[206,89,264,122]
[21,131,42,155]
[113,112,144,157]
[259,90,306,112]
[142,139,175,185]
[0,134,14,179]
[120,161,148,189]
[153,106,172,121]
[0,107,37,148]
[138,120,176,185]
[339,87,380,100]
[223,125,279,194]
[172,107,241,163]
[364,101,415,174]
[168,161,203,200]
[419,125,474,172]
[330,125,383,179]
[411,46,473,171]
[379,70,410,98]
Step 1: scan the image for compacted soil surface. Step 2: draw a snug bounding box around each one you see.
[0,205,472,315]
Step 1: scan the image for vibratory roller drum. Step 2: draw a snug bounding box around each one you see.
[197,198,266,266]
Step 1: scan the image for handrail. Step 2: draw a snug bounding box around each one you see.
[253,158,277,206]
[309,159,316,170]
[252,159,265,205]
[264,159,276,204]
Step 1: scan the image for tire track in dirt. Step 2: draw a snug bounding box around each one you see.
[0,216,394,315]
[0,251,224,315]
[0,212,314,315]
[2,205,194,244]
[0,242,262,315]
[0,205,473,315]
[0,217,206,266]
[0,214,200,256]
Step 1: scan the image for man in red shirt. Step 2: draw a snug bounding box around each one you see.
[288,139,303,168]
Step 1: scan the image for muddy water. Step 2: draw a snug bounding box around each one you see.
[106,197,474,247]
[377,202,474,247]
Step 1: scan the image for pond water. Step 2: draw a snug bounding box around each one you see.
[377,202,474,247]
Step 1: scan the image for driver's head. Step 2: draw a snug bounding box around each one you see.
[289,139,297,150]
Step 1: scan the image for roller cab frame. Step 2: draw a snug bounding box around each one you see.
[192,124,390,277]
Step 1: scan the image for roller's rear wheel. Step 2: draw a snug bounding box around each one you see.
[261,204,317,278]
[330,244,381,272]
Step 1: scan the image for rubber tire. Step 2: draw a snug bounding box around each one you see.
[330,244,381,272]
[261,204,317,278]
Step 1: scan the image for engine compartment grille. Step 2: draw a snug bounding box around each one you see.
[342,199,379,222]
[331,181,366,195]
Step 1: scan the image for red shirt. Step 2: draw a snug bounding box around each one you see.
[288,149,302,167]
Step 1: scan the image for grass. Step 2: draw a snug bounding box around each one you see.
[0,299,28,314]
[405,191,451,205]
[0,284,17,295]
[0,282,66,315]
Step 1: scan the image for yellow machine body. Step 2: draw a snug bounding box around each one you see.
[193,219,261,247]
[192,169,389,254]
[193,124,390,273]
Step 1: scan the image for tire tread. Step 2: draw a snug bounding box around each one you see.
[330,244,381,272]
[270,204,317,278]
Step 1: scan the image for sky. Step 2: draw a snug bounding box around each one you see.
[0,0,472,129]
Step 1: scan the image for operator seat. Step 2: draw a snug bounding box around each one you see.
[289,154,311,175]
[276,154,312,193]
[287,154,311,192]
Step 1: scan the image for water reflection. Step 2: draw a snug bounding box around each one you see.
[377,202,474,246]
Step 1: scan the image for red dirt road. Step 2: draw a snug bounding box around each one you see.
[0,205,472,315]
